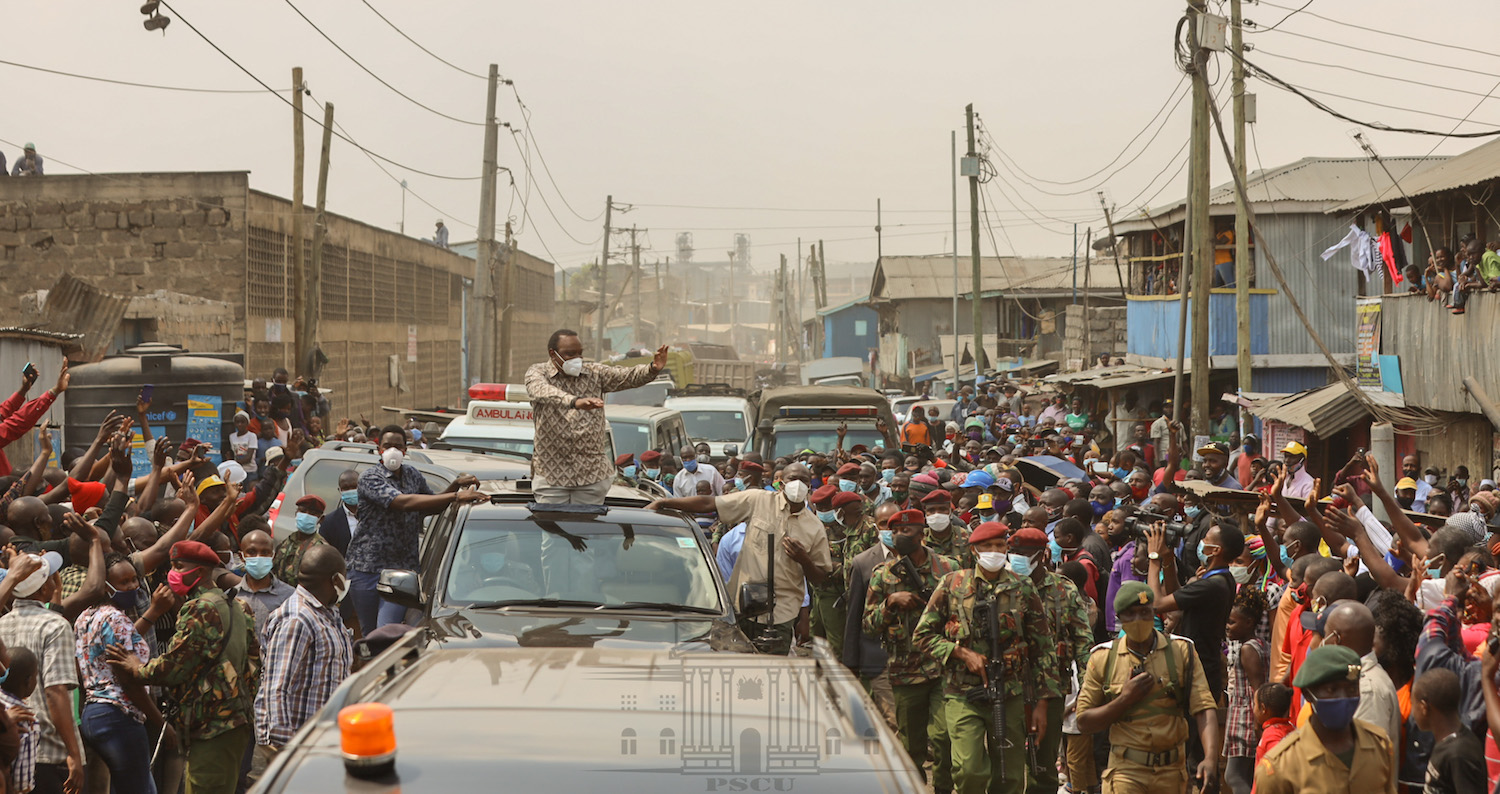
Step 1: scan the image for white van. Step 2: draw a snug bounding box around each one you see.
[662,395,753,460]
[439,383,536,456]
[605,405,691,458]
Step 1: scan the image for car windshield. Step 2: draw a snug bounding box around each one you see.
[606,382,671,406]
[773,427,884,458]
[608,420,651,454]
[440,436,535,455]
[678,410,747,443]
[444,517,722,612]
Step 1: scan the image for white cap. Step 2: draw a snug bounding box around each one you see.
[217,460,247,486]
[14,552,63,598]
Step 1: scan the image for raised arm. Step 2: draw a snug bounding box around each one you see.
[139,473,198,576]
[69,410,125,481]
[1361,454,1429,560]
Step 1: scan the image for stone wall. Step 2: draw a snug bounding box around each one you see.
[1062,304,1128,370]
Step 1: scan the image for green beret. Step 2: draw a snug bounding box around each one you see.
[1113,581,1154,614]
[1293,645,1362,689]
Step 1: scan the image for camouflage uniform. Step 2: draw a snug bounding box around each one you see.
[809,518,849,658]
[137,587,261,794]
[273,532,327,586]
[841,515,879,576]
[1027,570,1093,794]
[914,567,1062,794]
[864,548,961,791]
[925,521,975,569]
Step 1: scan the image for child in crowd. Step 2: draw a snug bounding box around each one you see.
[0,648,40,794]
[1224,587,1269,794]
[1252,682,1294,767]
[1411,668,1485,794]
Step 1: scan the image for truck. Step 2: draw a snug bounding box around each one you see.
[800,356,868,387]
[751,385,898,459]
[617,343,760,393]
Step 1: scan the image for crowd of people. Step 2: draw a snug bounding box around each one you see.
[0,143,43,178]
[609,370,1498,794]
[0,362,471,794]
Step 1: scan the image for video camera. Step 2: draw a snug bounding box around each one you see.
[1121,509,1189,547]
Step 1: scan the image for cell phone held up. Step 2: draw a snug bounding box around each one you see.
[139,384,155,404]
[21,362,37,381]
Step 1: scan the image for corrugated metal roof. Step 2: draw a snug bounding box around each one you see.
[872,255,1120,300]
[1246,382,1403,436]
[1044,365,1178,389]
[1330,136,1500,212]
[1115,156,1447,233]
[38,275,128,361]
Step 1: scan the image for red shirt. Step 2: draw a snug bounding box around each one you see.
[1254,717,1295,769]
[1281,603,1318,717]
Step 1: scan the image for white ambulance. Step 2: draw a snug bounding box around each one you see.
[439,383,537,456]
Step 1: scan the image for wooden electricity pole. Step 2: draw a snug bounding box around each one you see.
[1231,0,1253,397]
[473,64,500,384]
[595,196,613,351]
[498,221,516,380]
[291,66,306,374]
[304,99,332,379]
[1187,1,1213,438]
[966,104,984,376]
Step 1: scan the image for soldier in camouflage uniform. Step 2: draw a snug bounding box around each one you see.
[914,521,1062,794]
[863,508,961,792]
[809,487,858,658]
[108,540,262,794]
[921,490,974,568]
[273,494,329,585]
[841,498,881,573]
[613,452,639,488]
[1007,527,1094,794]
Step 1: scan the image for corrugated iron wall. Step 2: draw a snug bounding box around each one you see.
[1382,291,1500,414]
[1253,214,1362,357]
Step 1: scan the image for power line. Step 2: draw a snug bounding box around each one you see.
[629,202,1100,214]
[0,57,287,94]
[159,1,482,181]
[1250,0,1500,64]
[1254,0,1315,33]
[506,130,601,246]
[278,0,484,127]
[1238,52,1500,137]
[507,181,565,267]
[355,0,488,80]
[1259,27,1500,81]
[509,85,604,223]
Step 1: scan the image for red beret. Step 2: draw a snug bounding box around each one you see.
[892,509,926,526]
[920,490,952,505]
[295,494,327,513]
[615,453,635,467]
[170,540,221,568]
[179,439,203,453]
[831,492,863,508]
[968,521,1007,545]
[67,478,107,514]
[738,461,766,473]
[810,484,837,504]
[640,450,662,463]
[1010,527,1048,549]
[836,462,861,477]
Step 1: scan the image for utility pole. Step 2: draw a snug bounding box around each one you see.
[630,226,642,348]
[817,240,827,309]
[1082,228,1093,364]
[1187,1,1213,439]
[1071,224,1078,305]
[473,63,500,384]
[596,196,613,352]
[290,66,306,374]
[876,198,883,263]
[498,222,515,380]
[952,130,961,396]
[1231,0,1253,400]
[304,99,332,379]
[965,104,984,377]
[1098,193,1129,301]
[727,250,738,352]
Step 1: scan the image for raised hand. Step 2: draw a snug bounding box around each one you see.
[51,360,70,395]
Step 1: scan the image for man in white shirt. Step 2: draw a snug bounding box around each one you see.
[230,411,258,481]
[672,444,726,498]
[1280,441,1315,501]
[1400,455,1434,512]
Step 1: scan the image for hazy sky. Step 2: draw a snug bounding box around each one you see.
[11,1,1498,275]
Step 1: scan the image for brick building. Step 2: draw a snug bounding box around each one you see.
[0,171,555,421]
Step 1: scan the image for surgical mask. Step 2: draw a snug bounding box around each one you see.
[1048,538,1064,564]
[109,587,139,612]
[1425,474,1439,485]
[481,552,507,573]
[243,556,274,580]
[684,459,699,473]
[1184,505,1203,518]
[1456,478,1469,487]
[1427,566,1443,579]
[892,533,920,555]
[1306,693,1361,731]
[816,509,838,524]
[879,529,895,549]
[838,478,857,493]
[622,465,637,479]
[782,480,808,504]
[381,447,405,472]
[296,513,319,534]
[333,572,351,603]
[1121,618,1155,643]
[559,356,584,377]
[1091,501,1109,518]
[167,568,202,597]
[1008,553,1034,577]
[1113,467,1130,480]
[1130,485,1150,501]
[976,551,1008,572]
[1198,541,1218,564]
[881,469,896,484]
[645,468,661,479]
[993,499,1012,514]
[926,513,951,532]
[1230,565,1252,585]
[732,477,744,490]
[340,489,359,508]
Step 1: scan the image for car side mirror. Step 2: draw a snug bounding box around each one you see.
[738,582,772,618]
[724,444,739,457]
[376,569,423,610]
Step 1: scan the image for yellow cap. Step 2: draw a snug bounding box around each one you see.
[1396,477,1419,491]
[195,475,225,495]
[1281,442,1307,457]
[977,493,993,509]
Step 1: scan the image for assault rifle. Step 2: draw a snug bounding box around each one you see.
[967,597,1013,781]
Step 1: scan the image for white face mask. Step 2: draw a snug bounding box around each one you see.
[782,480,809,504]
[926,513,952,532]
[557,354,585,377]
[333,572,351,604]
[1230,565,1252,584]
[977,551,1008,572]
[1425,474,1439,485]
[381,447,405,472]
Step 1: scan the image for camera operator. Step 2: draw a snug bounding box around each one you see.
[1146,516,1246,702]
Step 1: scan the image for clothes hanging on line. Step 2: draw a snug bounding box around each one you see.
[1322,225,1381,280]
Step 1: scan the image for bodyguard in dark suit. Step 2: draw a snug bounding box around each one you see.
[843,503,898,727]
[319,469,361,556]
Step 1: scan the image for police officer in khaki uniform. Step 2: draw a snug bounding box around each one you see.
[1075,581,1219,794]
[1253,644,1396,794]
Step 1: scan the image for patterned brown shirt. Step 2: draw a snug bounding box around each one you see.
[524,361,659,488]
